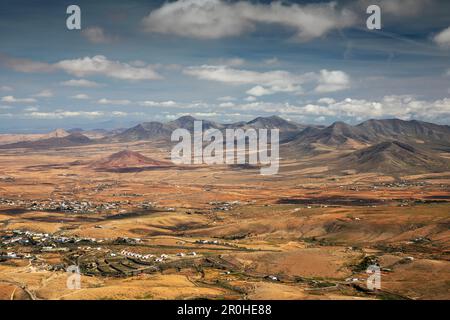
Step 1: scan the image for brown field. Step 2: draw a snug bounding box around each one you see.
[0,141,449,300]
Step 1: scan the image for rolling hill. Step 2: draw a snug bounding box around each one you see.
[337,141,450,174]
[0,128,69,145]
[0,133,91,149]
[89,150,171,171]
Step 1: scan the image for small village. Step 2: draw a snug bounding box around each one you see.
[0,197,125,214]
[0,197,173,215]
[0,228,206,277]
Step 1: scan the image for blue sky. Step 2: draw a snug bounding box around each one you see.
[1,0,450,132]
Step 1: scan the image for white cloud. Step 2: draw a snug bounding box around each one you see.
[82,27,116,44]
[184,65,349,96]
[56,56,161,80]
[139,100,178,107]
[1,96,36,103]
[190,112,219,118]
[184,65,306,95]
[33,89,53,98]
[246,85,273,97]
[0,105,12,110]
[433,26,450,48]
[4,55,161,81]
[317,97,336,105]
[218,102,235,108]
[60,79,103,88]
[315,70,350,93]
[142,0,356,41]
[245,96,257,102]
[70,94,90,100]
[26,111,104,119]
[112,111,128,117]
[302,95,450,121]
[212,95,450,123]
[24,106,39,112]
[97,98,131,105]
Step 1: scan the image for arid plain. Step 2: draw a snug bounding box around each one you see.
[0,116,449,300]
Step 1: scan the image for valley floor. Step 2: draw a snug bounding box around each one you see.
[0,143,449,300]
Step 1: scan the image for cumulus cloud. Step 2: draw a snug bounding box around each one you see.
[142,0,356,41]
[246,85,274,97]
[111,111,128,117]
[70,94,90,100]
[82,27,117,44]
[1,96,36,103]
[218,102,235,108]
[303,95,450,122]
[97,98,131,105]
[139,100,178,107]
[184,65,350,96]
[317,97,336,104]
[184,65,306,95]
[60,79,103,88]
[213,95,450,123]
[24,106,39,112]
[433,26,450,48]
[26,110,104,119]
[3,55,161,81]
[56,56,161,80]
[315,70,350,93]
[33,89,53,98]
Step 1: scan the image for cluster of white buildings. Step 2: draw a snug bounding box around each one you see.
[195,239,220,245]
[120,250,154,260]
[119,250,197,262]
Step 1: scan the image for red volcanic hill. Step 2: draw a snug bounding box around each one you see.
[89,150,171,170]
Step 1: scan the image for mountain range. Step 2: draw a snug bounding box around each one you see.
[285,118,450,154]
[0,115,449,175]
[0,132,92,149]
[112,115,306,142]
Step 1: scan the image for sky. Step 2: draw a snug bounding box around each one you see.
[0,0,450,132]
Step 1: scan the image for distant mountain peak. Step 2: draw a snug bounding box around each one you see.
[245,115,302,131]
[176,115,197,121]
[171,115,198,126]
